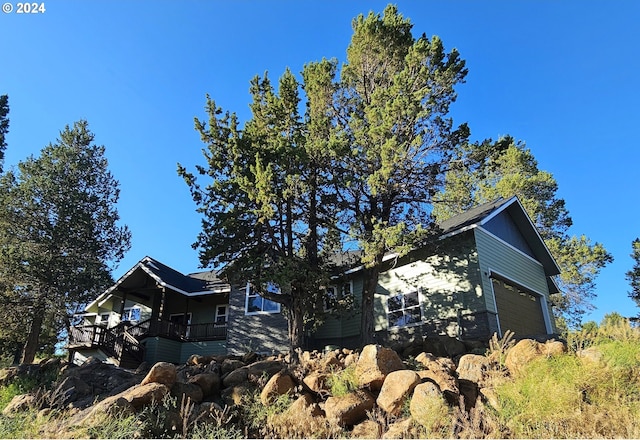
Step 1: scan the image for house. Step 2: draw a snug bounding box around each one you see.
[68,196,559,367]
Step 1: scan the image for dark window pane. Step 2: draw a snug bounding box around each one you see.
[404,291,419,308]
[388,296,402,312]
[388,310,404,327]
[263,299,279,312]
[247,295,263,313]
[406,307,421,324]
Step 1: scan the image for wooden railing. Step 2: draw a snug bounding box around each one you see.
[150,319,227,341]
[68,323,145,365]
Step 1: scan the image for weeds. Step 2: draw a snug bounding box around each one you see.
[326,364,359,397]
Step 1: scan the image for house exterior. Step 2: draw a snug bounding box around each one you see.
[69,196,560,367]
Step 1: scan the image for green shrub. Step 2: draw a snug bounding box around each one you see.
[327,365,359,397]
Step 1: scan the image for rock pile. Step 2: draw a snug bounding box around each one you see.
[1,337,567,438]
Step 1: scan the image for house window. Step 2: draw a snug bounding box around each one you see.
[245,283,280,315]
[387,290,422,328]
[215,305,228,324]
[122,307,141,322]
[324,281,353,311]
[98,313,111,327]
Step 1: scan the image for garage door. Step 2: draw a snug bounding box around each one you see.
[491,278,547,337]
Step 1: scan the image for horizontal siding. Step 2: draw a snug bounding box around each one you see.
[144,337,181,364]
[226,285,288,355]
[180,340,226,363]
[375,233,483,338]
[475,227,549,316]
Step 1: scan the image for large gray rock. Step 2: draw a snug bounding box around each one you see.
[457,354,494,387]
[188,372,220,397]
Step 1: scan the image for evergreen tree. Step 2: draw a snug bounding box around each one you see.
[334,5,469,343]
[626,238,640,317]
[434,136,613,326]
[179,64,341,355]
[0,120,131,363]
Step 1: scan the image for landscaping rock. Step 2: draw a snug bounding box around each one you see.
[2,393,39,416]
[376,370,420,416]
[260,371,296,405]
[303,371,329,394]
[171,381,204,404]
[325,389,375,426]
[140,362,177,387]
[410,382,449,431]
[457,354,494,387]
[222,366,249,388]
[355,344,404,390]
[188,372,220,397]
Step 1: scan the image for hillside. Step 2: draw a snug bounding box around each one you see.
[1,320,639,438]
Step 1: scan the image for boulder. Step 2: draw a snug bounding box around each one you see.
[260,371,296,405]
[457,354,494,387]
[171,381,204,404]
[410,382,450,431]
[286,393,324,418]
[247,360,285,380]
[351,420,383,438]
[383,418,416,439]
[140,362,177,387]
[222,383,256,406]
[302,371,329,394]
[2,393,39,416]
[221,358,245,376]
[222,366,249,388]
[577,347,603,364]
[439,335,467,357]
[188,372,220,397]
[504,339,567,375]
[355,344,405,391]
[376,370,420,416]
[322,351,343,371]
[324,389,375,426]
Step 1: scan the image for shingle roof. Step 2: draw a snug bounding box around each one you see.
[438,198,512,235]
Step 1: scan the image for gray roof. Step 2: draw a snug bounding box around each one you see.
[438,198,513,235]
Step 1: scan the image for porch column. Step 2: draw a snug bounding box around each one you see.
[119,290,128,320]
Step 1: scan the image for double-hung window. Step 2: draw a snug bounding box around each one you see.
[324,281,352,311]
[245,283,280,315]
[387,290,422,328]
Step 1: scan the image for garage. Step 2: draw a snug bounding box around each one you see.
[491,277,548,337]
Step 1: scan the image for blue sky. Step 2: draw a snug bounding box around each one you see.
[2,1,639,324]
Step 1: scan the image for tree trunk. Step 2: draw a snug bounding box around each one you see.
[21,309,44,364]
[360,265,382,346]
[288,300,305,364]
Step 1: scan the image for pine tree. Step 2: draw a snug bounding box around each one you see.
[0,120,131,363]
[0,94,9,173]
[626,238,640,317]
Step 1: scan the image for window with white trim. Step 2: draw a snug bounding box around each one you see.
[387,290,422,328]
[122,306,141,322]
[98,313,111,327]
[215,305,228,324]
[245,283,280,314]
[324,281,353,311]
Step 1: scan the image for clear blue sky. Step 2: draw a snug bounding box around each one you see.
[2,1,639,324]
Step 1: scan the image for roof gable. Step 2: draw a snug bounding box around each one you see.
[85,256,228,311]
[441,197,560,276]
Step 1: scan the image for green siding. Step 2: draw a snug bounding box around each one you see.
[374,233,483,337]
[179,340,226,363]
[144,337,182,364]
[475,227,554,333]
[314,278,363,340]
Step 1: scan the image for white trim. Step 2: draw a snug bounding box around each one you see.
[487,268,552,335]
[476,226,543,267]
[244,283,281,315]
[215,304,228,323]
[386,289,423,330]
[480,197,560,274]
[438,223,479,241]
[477,196,518,227]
